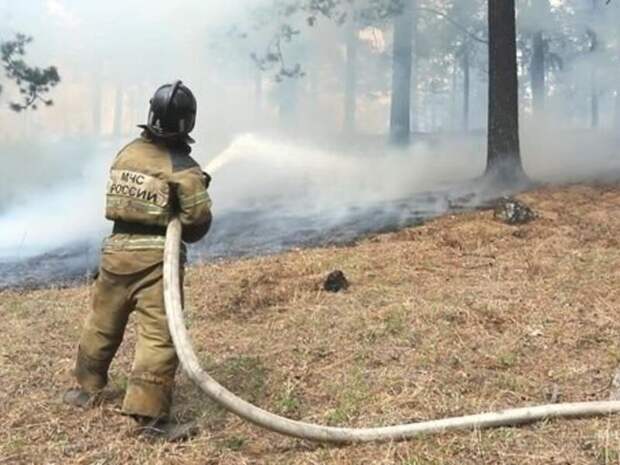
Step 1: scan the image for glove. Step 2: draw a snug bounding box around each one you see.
[202,171,212,189]
[168,182,180,214]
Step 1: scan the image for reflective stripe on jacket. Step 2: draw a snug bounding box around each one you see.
[103,134,211,255]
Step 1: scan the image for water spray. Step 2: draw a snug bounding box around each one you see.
[163,217,620,443]
[204,150,239,175]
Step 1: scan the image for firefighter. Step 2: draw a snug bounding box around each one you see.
[63,81,212,441]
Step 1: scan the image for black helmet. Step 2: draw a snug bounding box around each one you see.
[143,80,197,141]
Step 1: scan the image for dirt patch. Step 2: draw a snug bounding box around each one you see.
[1,183,620,465]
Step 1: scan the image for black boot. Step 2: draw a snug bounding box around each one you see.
[134,416,199,442]
[63,388,97,409]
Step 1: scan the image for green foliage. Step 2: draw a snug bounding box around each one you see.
[246,0,403,81]
[274,382,304,417]
[250,23,305,81]
[0,33,60,112]
[497,351,518,369]
[173,354,268,429]
[219,435,247,451]
[325,367,369,425]
[213,355,267,404]
[383,308,407,336]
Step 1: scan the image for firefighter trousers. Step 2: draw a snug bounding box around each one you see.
[74,254,181,419]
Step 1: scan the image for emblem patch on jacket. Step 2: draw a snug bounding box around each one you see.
[107,170,169,208]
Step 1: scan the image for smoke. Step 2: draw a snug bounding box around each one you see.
[207,133,482,208]
[0,132,482,255]
[0,0,619,288]
[521,122,620,182]
[0,139,112,261]
[0,132,485,288]
[0,127,618,289]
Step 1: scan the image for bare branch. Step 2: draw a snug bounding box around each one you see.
[416,7,488,45]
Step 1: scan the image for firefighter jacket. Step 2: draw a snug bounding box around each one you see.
[102,134,212,263]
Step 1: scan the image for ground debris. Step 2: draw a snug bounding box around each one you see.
[609,367,620,401]
[3,183,620,465]
[544,384,561,404]
[323,270,349,292]
[493,197,537,225]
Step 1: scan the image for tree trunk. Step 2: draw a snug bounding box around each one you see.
[531,31,545,116]
[462,46,470,132]
[614,89,620,130]
[344,19,358,134]
[92,79,102,136]
[410,56,419,134]
[591,68,599,129]
[113,86,124,137]
[254,70,263,123]
[126,87,136,131]
[616,5,620,131]
[486,0,525,183]
[410,7,419,134]
[586,0,600,129]
[450,62,458,131]
[278,78,298,128]
[389,0,414,145]
[529,0,550,117]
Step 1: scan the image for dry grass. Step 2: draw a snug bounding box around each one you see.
[1,183,620,465]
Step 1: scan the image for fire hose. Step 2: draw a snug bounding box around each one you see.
[163,217,620,443]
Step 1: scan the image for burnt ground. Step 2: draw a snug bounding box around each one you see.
[0,186,480,291]
[1,183,619,465]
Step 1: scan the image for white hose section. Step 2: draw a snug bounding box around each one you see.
[163,217,620,443]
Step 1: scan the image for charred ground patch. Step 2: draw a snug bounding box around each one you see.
[1,183,619,465]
